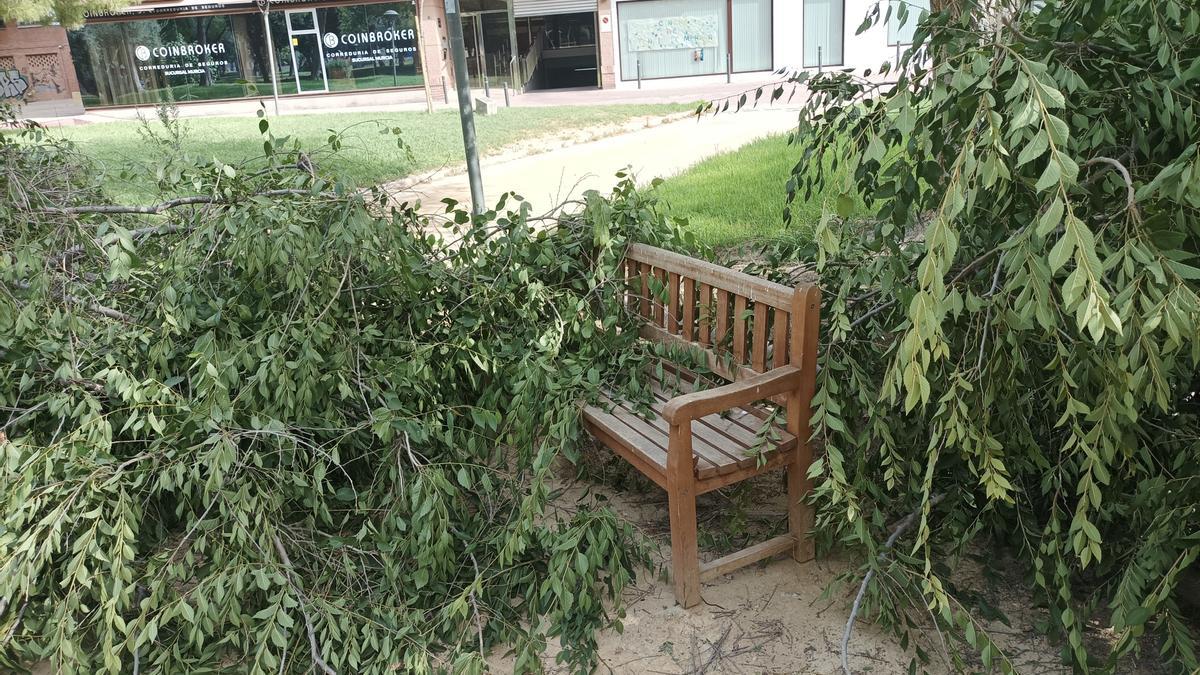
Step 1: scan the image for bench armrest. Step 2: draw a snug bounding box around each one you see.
[661,366,803,425]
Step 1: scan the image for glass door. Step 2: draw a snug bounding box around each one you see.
[286,9,328,93]
[460,11,512,89]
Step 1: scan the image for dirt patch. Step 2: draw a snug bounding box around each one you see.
[379,111,693,200]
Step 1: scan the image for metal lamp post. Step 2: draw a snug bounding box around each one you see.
[445,0,485,215]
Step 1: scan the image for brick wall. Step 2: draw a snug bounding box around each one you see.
[0,22,84,117]
[596,0,615,89]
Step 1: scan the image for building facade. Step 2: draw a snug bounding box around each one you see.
[604,0,927,89]
[1,0,924,115]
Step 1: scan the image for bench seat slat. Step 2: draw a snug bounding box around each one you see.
[584,374,796,482]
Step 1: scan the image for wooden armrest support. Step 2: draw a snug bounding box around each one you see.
[661,366,803,424]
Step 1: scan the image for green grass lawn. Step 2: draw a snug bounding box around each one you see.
[52,104,691,203]
[656,134,858,249]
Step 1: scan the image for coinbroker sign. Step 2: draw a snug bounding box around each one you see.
[322,29,415,49]
[134,42,228,61]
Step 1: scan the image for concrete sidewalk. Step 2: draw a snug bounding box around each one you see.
[393,105,799,216]
[31,76,783,126]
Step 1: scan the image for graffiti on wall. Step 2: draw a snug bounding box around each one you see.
[0,69,30,99]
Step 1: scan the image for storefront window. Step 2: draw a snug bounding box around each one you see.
[70,14,268,107]
[618,0,728,81]
[69,2,421,108]
[803,0,843,67]
[617,0,770,81]
[731,0,771,72]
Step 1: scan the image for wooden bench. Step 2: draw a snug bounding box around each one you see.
[583,243,820,608]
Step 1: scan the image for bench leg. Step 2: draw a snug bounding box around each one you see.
[787,445,814,562]
[667,424,701,607]
[668,482,702,607]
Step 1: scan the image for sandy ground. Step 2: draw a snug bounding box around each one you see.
[485,445,1178,675]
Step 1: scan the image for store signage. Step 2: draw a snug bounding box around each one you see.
[135,42,228,61]
[321,27,418,66]
[133,41,232,79]
[321,29,416,50]
[86,3,227,18]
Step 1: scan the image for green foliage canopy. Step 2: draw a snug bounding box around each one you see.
[0,114,681,673]
[744,0,1200,670]
[1,0,127,27]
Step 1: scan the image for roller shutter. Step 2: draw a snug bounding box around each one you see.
[512,0,597,18]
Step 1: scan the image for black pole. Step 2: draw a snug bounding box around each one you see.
[445,0,485,215]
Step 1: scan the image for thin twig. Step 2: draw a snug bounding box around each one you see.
[271,535,337,675]
[849,247,1000,329]
[49,224,192,267]
[975,257,1005,373]
[1083,156,1137,214]
[841,493,945,675]
[1,598,28,649]
[467,553,486,656]
[694,624,734,675]
[8,279,137,323]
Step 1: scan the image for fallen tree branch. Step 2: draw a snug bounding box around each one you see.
[842,493,946,675]
[41,189,337,216]
[271,535,337,675]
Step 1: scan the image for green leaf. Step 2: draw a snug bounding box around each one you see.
[1016,131,1049,167]
[1035,154,1063,191]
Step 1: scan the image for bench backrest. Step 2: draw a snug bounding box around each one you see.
[622,244,820,385]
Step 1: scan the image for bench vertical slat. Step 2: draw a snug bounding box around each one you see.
[682,277,696,342]
[733,295,748,365]
[639,263,652,320]
[653,267,667,327]
[752,302,768,372]
[698,283,712,346]
[773,308,790,368]
[626,259,638,313]
[715,289,731,352]
[668,272,681,334]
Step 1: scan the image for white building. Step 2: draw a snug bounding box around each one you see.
[601,0,929,89]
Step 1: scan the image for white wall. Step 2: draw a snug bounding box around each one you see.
[612,0,912,89]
